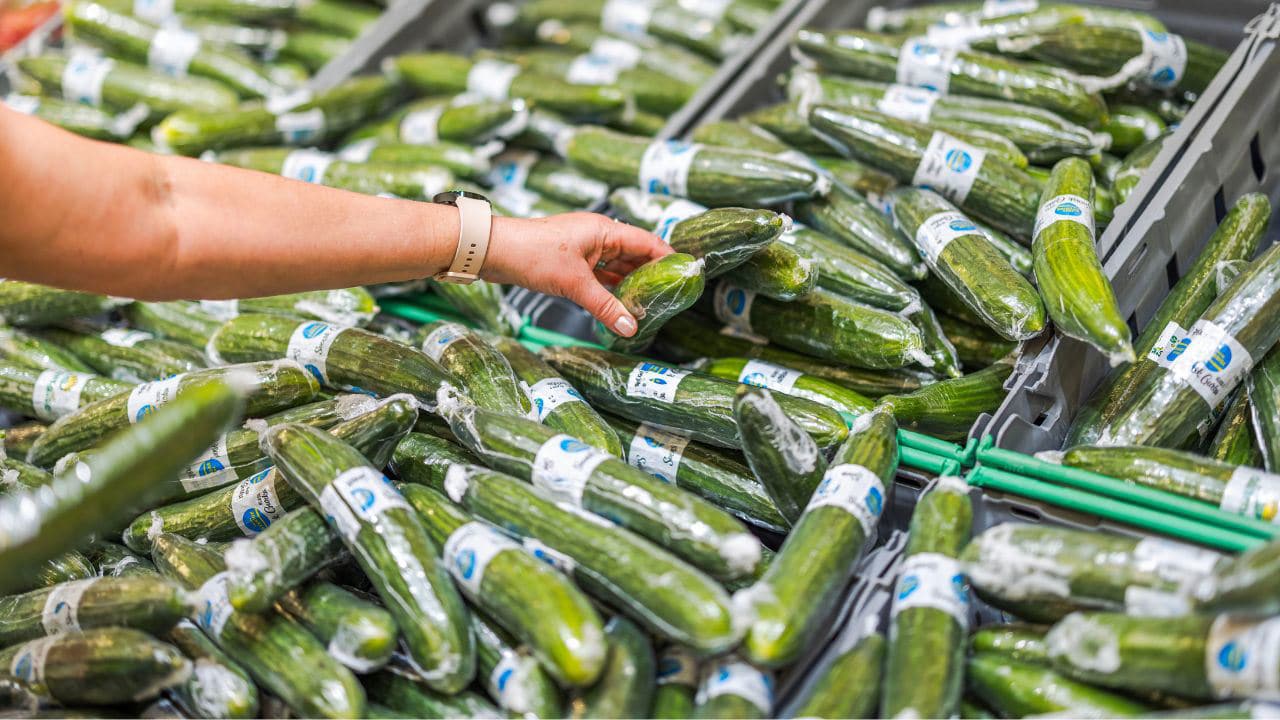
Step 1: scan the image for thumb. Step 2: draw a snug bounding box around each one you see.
[573,276,638,338]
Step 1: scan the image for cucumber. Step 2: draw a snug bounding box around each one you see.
[209,314,453,408]
[345,141,495,182]
[968,652,1149,717]
[1211,391,1264,467]
[815,154,899,198]
[972,623,1050,665]
[214,147,452,201]
[412,322,530,416]
[598,253,706,352]
[566,127,828,206]
[261,425,472,692]
[566,615,655,720]
[221,509,342,613]
[508,0,742,60]
[0,328,95,373]
[38,325,207,383]
[504,47,693,116]
[963,522,1226,618]
[693,656,774,719]
[794,29,1107,125]
[780,223,923,313]
[916,271,987,326]
[691,119,801,156]
[1021,25,1226,96]
[890,186,1045,341]
[86,540,156,577]
[275,581,398,673]
[440,464,741,653]
[652,645,698,719]
[722,239,820,302]
[0,380,244,594]
[790,631,885,719]
[123,301,223,348]
[701,357,875,417]
[389,431,481,485]
[2,423,46,459]
[366,668,503,718]
[487,150,610,208]
[1251,348,1280,472]
[440,399,763,580]
[542,345,849,449]
[470,611,562,717]
[527,21,716,86]
[349,96,529,146]
[1069,194,1270,446]
[0,454,54,494]
[1195,534,1280,614]
[27,360,318,467]
[914,303,964,378]
[165,619,259,719]
[166,14,288,55]
[19,52,238,117]
[431,280,524,337]
[150,532,366,718]
[0,627,190,706]
[733,386,827,526]
[400,483,607,687]
[0,361,132,422]
[30,552,96,592]
[881,476,973,719]
[0,576,189,646]
[744,101,837,155]
[295,0,378,37]
[1114,132,1169,204]
[794,183,926,280]
[0,281,124,328]
[810,105,1043,241]
[881,359,1014,441]
[740,408,896,667]
[1103,105,1166,155]
[1034,157,1134,364]
[2,93,131,140]
[939,313,1018,370]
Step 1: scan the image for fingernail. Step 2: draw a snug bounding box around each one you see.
[614,315,638,337]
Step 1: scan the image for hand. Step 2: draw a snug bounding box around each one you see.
[482,212,673,337]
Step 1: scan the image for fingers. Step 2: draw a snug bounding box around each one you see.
[594,269,625,286]
[571,274,638,337]
[594,214,672,264]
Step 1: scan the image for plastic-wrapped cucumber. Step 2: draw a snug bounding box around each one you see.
[86,541,155,577]
[411,322,529,416]
[1102,104,1166,155]
[692,656,774,719]
[431,280,524,337]
[881,476,973,718]
[653,646,698,719]
[725,237,823,302]
[866,1,1165,34]
[699,357,874,417]
[598,253,705,352]
[123,301,223,348]
[346,140,494,181]
[262,423,473,692]
[27,360,318,467]
[165,619,259,719]
[153,75,400,155]
[1069,193,1269,446]
[470,612,562,717]
[529,21,716,85]
[542,345,849,449]
[221,509,341,612]
[348,96,529,146]
[400,483,607,687]
[0,281,124,329]
[566,615,655,720]
[781,223,922,313]
[1,93,131,140]
[744,101,837,155]
[29,552,96,592]
[741,409,896,668]
[440,464,742,654]
[794,29,1107,125]
[0,575,188,646]
[734,386,827,526]
[791,631,885,719]
[0,455,53,496]
[0,329,96,373]
[1194,532,1280,614]
[275,581,397,673]
[914,303,964,378]
[441,398,762,580]
[1033,157,1133,364]
[2,423,46,459]
[811,105,1042,241]
[38,326,205,383]
[366,670,502,718]
[967,652,1149,717]
[486,149,609,209]
[1114,132,1169,204]
[214,147,452,200]
[939,310,1019,370]
[0,361,132,422]
[1250,347,1280,472]
[881,359,1013,441]
[566,127,827,206]
[1211,391,1264,467]
[151,533,365,717]
[0,627,190,706]
[1019,25,1226,96]
[294,0,377,36]
[213,287,379,328]
[795,183,925,280]
[971,623,1049,665]
[504,47,693,116]
[19,52,238,118]
[890,187,1045,341]
[691,119,804,157]
[507,0,741,60]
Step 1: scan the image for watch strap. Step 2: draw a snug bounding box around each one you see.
[437,195,492,284]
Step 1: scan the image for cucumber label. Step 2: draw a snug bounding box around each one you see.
[287,321,345,387]
[914,210,981,265]
[1034,194,1095,242]
[589,37,642,69]
[41,578,95,635]
[1206,615,1280,698]
[913,133,987,206]
[338,138,377,163]
[1165,319,1255,409]
[420,322,469,363]
[178,435,233,492]
[626,362,690,403]
[982,0,1038,17]
[697,660,774,712]
[681,0,733,20]
[639,140,702,197]
[567,53,622,85]
[100,328,154,348]
[127,374,184,424]
[892,552,971,628]
[896,38,955,93]
[147,25,201,78]
[601,0,655,38]
[199,299,240,320]
[657,646,698,687]
[1140,30,1188,90]
[466,60,520,102]
[808,463,885,535]
[443,521,516,595]
[319,466,410,541]
[275,108,326,145]
[193,572,235,639]
[281,149,334,185]
[488,150,537,194]
[531,434,611,504]
[400,104,445,145]
[627,423,690,484]
[654,199,707,243]
[9,636,56,687]
[526,378,585,423]
[714,283,757,334]
[134,0,175,22]
[1146,320,1189,368]
[31,370,90,421]
[489,652,529,708]
[738,359,802,393]
[62,50,114,107]
[231,468,284,536]
[719,324,769,345]
[2,94,39,115]
[1220,467,1280,523]
[521,537,577,573]
[877,84,939,124]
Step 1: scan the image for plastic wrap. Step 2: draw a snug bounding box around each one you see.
[0,328,94,374]
[1113,131,1170,203]
[881,359,1014,441]
[0,575,186,647]
[215,147,454,201]
[692,655,774,718]
[365,669,502,718]
[507,0,743,60]
[275,582,397,673]
[0,627,191,706]
[37,325,207,382]
[600,254,705,353]
[795,182,926,280]
[967,650,1150,717]
[0,361,131,424]
[470,613,562,717]
[1211,390,1265,467]
[347,96,528,147]
[0,280,127,329]
[411,322,530,416]
[431,279,524,337]
[566,615,655,719]
[782,223,923,313]
[732,386,827,526]
[165,618,260,719]
[222,508,344,613]
[700,356,874,417]
[1195,534,1280,615]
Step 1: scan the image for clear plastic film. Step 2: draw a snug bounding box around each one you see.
[0,575,188,647]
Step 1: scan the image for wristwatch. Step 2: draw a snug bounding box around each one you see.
[432,190,493,285]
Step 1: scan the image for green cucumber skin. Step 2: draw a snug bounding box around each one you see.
[4,93,124,141]
[5,423,48,459]
[87,540,156,577]
[567,616,655,720]
[1212,390,1264,467]
[746,101,839,155]
[18,54,238,119]
[1249,346,1280,471]
[1060,443,1245,506]
[353,97,524,146]
[442,401,761,581]
[1103,105,1167,155]
[0,360,132,423]
[0,381,243,595]
[0,456,54,494]
[216,147,454,201]
[233,287,379,327]
[37,327,206,383]
[446,465,741,654]
[511,0,740,59]
[431,280,524,337]
[881,360,1014,441]
[366,670,503,718]
[701,356,875,417]
[916,271,988,326]
[123,301,223,348]
[1024,25,1225,96]
[150,533,366,718]
[29,551,96,593]
[939,313,1018,370]
[890,187,1046,342]
[666,210,785,280]
[794,184,925,280]
[0,328,95,373]
[914,303,964,379]
[691,120,793,155]
[390,431,482,487]
[967,652,1148,717]
[510,47,693,115]
[400,484,607,688]
[1068,193,1269,446]
[0,627,190,706]
[295,0,378,37]
[601,253,707,353]
[790,632,885,719]
[743,409,897,668]
[541,345,849,450]
[725,239,820,301]
[653,685,697,719]
[362,142,493,182]
[733,386,827,527]
[784,225,922,312]
[470,611,563,717]
[0,575,189,646]
[971,624,1050,665]
[881,479,973,719]
[0,281,121,328]
[1195,533,1280,614]
[1045,612,1215,699]
[1114,132,1169,203]
[275,581,398,673]
[165,619,260,719]
[262,423,474,693]
[223,508,344,613]
[412,322,530,417]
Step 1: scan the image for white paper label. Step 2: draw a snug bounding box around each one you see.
[41,579,95,635]
[982,0,1038,17]
[737,359,802,393]
[488,150,537,194]
[1206,616,1280,699]
[913,132,987,205]
[147,25,201,77]
[1124,585,1191,617]
[287,320,345,387]
[589,37,642,69]
[1165,319,1254,409]
[698,660,773,713]
[281,149,334,184]
[230,468,284,536]
[1034,194,1095,242]
[275,108,325,145]
[3,94,40,115]
[601,0,655,38]
[1141,30,1188,89]
[526,378,585,423]
[653,198,706,243]
[807,463,886,535]
[266,88,312,115]
[567,53,622,85]
[626,423,690,485]
[521,537,576,573]
[925,22,988,48]
[1147,320,1189,369]
[134,0,175,21]
[443,521,516,595]
[127,374,184,424]
[877,84,939,123]
[1221,467,1280,524]
[914,210,979,264]
[9,636,56,687]
[420,322,468,362]
[489,652,525,707]
[714,283,757,334]
[657,646,698,686]
[639,140,701,197]
[178,435,233,492]
[99,328,153,348]
[680,0,733,19]
[399,104,444,145]
[531,434,611,505]
[625,362,689,403]
[62,51,115,107]
[319,467,409,541]
[719,324,769,345]
[892,552,971,628]
[199,299,239,320]
[338,138,377,162]
[31,370,90,421]
[466,59,520,101]
[896,38,955,93]
[193,572,235,639]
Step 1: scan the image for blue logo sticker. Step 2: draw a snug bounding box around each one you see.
[898,574,920,600]
[559,438,590,453]
[657,657,683,679]
[456,548,477,579]
[352,488,376,511]
[944,149,972,173]
[727,289,747,314]
[1166,336,1191,362]
[198,458,225,476]
[135,404,155,422]
[1205,345,1233,373]
[948,219,976,233]
[1218,641,1247,673]
[866,486,884,516]
[242,508,272,533]
[1055,202,1082,217]
[496,666,513,691]
[742,372,768,388]
[301,322,329,339]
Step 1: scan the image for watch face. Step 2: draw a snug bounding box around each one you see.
[433,189,490,205]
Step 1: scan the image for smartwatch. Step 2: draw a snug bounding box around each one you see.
[432,190,493,285]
